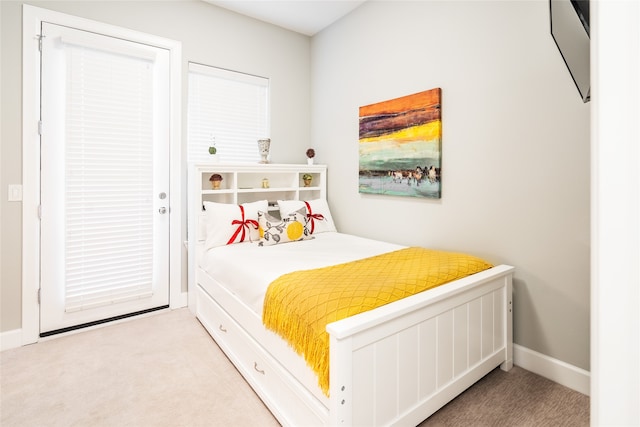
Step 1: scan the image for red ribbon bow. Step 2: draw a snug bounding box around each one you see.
[227,205,259,245]
[304,201,325,234]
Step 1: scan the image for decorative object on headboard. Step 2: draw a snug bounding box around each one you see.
[358,88,442,199]
[209,173,223,189]
[258,138,271,164]
[306,148,315,165]
[302,173,313,187]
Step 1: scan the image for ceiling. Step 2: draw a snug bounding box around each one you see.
[203,0,367,36]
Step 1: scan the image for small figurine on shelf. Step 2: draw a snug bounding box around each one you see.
[306,148,315,165]
[302,173,313,187]
[209,173,223,190]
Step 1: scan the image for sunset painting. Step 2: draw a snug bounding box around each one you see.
[359,88,442,199]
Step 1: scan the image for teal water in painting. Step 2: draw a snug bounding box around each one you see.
[358,175,441,199]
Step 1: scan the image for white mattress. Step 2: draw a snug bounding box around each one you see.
[199,232,404,316]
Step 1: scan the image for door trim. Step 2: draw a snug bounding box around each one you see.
[22,5,183,345]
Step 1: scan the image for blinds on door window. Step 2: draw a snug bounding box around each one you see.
[187,62,270,163]
[63,40,156,312]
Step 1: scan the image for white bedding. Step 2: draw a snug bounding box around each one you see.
[199,232,404,316]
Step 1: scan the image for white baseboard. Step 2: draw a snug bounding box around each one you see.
[0,329,22,352]
[514,344,590,396]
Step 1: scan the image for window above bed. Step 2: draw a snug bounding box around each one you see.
[187,62,270,163]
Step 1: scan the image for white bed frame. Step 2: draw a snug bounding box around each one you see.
[188,164,514,426]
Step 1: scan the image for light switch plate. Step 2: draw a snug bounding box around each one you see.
[8,185,23,201]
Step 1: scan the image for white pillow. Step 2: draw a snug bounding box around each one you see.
[277,198,337,234]
[203,200,268,250]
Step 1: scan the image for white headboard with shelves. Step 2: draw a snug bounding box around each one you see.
[187,163,327,310]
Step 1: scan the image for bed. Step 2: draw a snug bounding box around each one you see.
[188,165,514,426]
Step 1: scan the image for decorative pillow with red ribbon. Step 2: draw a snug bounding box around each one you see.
[277,199,337,234]
[203,200,268,250]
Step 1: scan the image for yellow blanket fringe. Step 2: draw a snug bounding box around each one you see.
[262,247,493,396]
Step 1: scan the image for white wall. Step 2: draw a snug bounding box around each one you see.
[311,1,591,371]
[0,0,312,332]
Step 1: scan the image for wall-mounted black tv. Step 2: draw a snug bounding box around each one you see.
[550,0,590,103]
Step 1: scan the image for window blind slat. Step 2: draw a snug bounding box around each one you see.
[66,292,154,313]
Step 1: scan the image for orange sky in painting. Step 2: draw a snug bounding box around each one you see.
[359,88,441,117]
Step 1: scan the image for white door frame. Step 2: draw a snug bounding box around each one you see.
[591,0,640,424]
[21,4,183,344]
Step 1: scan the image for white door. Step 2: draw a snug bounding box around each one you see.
[39,22,170,335]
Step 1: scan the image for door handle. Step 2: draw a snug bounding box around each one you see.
[158,207,167,214]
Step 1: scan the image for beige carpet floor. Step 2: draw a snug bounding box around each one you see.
[1,308,589,426]
[419,364,589,427]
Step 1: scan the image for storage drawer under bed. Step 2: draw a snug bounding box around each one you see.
[195,284,328,425]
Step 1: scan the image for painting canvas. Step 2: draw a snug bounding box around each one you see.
[359,88,442,198]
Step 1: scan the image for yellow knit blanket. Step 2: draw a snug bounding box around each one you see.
[262,247,493,396]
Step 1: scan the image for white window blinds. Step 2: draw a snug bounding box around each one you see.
[187,62,270,163]
[63,41,155,312]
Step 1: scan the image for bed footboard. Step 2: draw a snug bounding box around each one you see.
[328,265,514,426]
[195,264,513,426]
